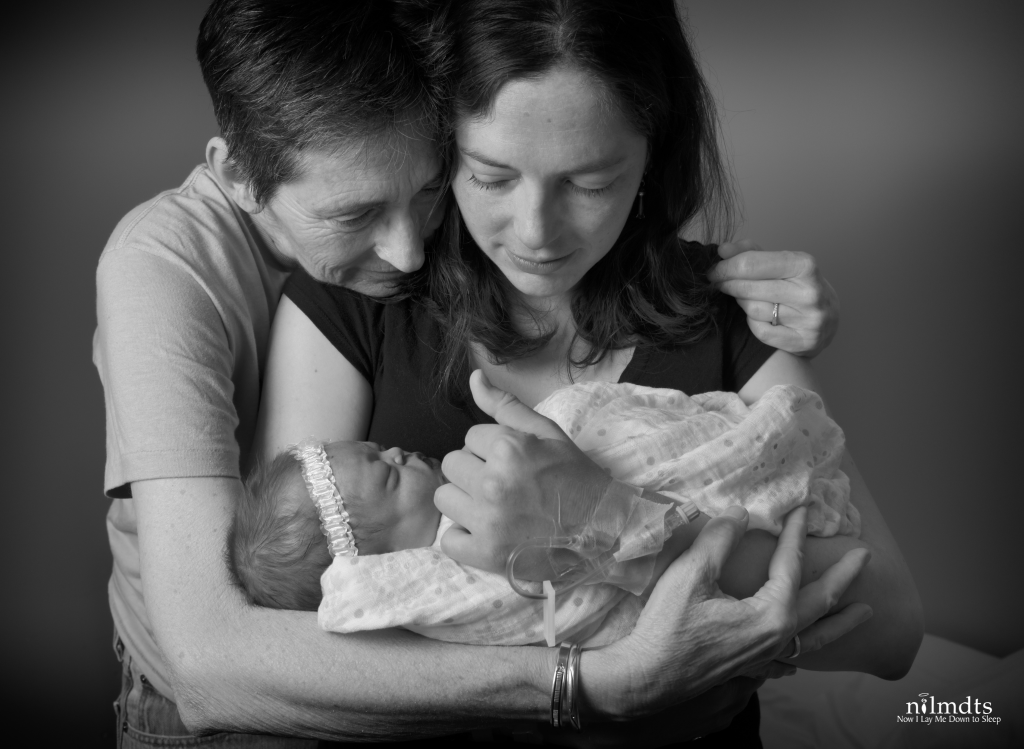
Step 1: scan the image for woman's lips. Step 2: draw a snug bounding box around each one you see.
[504,247,574,275]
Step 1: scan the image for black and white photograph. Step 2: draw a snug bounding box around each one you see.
[2,1,1021,746]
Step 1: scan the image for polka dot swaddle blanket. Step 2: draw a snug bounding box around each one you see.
[536,382,858,538]
[318,382,858,645]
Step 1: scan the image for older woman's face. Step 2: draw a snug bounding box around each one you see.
[252,133,445,296]
[452,66,647,306]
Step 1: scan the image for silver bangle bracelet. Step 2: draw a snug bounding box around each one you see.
[551,642,584,730]
[550,643,572,727]
[565,643,583,730]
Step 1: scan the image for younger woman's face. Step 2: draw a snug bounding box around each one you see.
[452,66,647,308]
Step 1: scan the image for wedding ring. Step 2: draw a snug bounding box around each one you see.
[771,302,780,326]
[788,634,801,659]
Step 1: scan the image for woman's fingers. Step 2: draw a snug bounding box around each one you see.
[678,506,751,592]
[640,507,751,618]
[767,506,807,583]
[719,279,816,309]
[742,660,797,681]
[712,239,756,262]
[710,244,816,283]
[746,320,814,354]
[752,507,807,613]
[435,374,616,577]
[468,369,568,441]
[711,242,839,358]
[436,523,496,573]
[783,603,874,661]
[439,447,485,494]
[794,547,871,631]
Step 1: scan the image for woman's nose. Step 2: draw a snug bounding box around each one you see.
[375,211,425,273]
[514,186,560,251]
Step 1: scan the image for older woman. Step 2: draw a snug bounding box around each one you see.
[98,0,860,746]
[257,0,922,745]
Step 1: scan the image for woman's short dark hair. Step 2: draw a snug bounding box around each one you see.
[197,0,448,206]
[411,0,735,400]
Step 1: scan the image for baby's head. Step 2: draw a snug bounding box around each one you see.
[229,440,445,611]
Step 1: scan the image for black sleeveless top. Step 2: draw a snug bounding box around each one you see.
[285,270,774,459]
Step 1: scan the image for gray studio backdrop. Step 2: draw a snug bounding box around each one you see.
[2,0,1021,739]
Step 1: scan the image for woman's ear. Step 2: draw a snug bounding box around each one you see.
[205,137,261,214]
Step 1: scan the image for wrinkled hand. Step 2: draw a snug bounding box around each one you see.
[583,506,872,719]
[709,239,840,358]
[771,547,874,666]
[436,370,614,577]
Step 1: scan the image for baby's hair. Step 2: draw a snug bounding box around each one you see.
[228,445,393,612]
[228,451,330,611]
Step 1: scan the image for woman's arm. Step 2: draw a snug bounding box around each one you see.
[252,295,372,463]
[134,475,555,738]
[726,350,924,679]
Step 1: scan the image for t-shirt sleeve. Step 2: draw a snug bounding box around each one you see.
[283,269,381,383]
[95,249,242,498]
[719,294,776,392]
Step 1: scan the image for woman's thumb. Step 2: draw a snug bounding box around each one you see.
[469,370,568,441]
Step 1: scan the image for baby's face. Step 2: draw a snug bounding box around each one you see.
[324,441,445,553]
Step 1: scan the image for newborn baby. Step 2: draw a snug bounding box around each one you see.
[230,382,859,646]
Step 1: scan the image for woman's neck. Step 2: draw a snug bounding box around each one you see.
[510,290,573,339]
[472,290,634,408]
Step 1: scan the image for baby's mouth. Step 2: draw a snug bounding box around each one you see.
[422,455,448,483]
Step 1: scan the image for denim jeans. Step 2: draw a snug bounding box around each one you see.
[113,635,317,748]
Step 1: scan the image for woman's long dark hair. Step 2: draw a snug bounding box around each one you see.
[405,0,735,403]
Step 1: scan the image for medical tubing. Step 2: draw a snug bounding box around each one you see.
[505,536,618,600]
[504,499,700,600]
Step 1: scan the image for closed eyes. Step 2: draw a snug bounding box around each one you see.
[467,173,613,198]
[335,208,379,230]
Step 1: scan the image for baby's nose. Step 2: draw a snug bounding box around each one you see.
[381,446,406,464]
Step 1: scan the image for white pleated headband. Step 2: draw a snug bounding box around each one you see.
[291,440,358,557]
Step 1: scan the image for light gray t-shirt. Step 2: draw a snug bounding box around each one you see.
[93,165,291,698]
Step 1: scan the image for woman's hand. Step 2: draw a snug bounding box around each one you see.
[709,239,839,358]
[581,506,872,719]
[436,370,615,577]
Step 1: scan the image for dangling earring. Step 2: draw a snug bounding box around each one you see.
[636,179,645,219]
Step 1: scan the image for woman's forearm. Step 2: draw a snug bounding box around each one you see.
[182,610,554,739]
[134,475,555,740]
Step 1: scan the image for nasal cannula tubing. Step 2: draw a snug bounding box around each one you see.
[503,491,613,600]
[504,499,701,646]
[504,536,615,600]
[504,499,701,599]
[506,536,614,647]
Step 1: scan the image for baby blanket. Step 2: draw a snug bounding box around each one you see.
[318,383,858,645]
